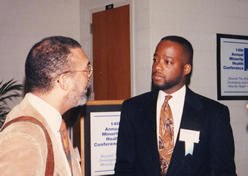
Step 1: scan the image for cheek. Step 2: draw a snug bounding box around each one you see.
[152,64,156,72]
[152,62,164,72]
[80,76,89,88]
[163,66,182,79]
[72,75,88,92]
[171,66,185,79]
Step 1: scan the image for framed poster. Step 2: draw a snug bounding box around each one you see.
[217,33,248,100]
[83,100,123,176]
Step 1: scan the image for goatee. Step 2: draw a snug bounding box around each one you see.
[151,80,177,92]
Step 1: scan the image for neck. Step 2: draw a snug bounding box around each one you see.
[163,84,185,95]
[31,91,69,115]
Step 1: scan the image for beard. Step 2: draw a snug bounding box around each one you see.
[66,83,92,107]
[75,84,92,106]
[152,76,182,92]
[74,89,88,106]
[75,86,90,106]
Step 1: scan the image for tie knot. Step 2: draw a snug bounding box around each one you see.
[164,95,172,104]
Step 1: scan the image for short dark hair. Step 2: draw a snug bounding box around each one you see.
[25,36,81,93]
[160,35,193,66]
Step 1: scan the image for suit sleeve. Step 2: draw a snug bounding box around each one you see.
[208,105,237,176]
[115,101,137,176]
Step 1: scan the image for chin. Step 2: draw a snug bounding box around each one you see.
[152,80,175,92]
[75,94,88,106]
[152,81,165,91]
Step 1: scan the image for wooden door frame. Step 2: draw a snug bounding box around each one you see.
[89,1,134,99]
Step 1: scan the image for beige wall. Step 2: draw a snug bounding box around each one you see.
[0,0,80,84]
[1,0,248,175]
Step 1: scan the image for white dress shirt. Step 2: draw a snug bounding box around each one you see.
[27,93,72,176]
[156,86,186,147]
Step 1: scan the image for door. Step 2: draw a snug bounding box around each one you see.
[92,4,130,100]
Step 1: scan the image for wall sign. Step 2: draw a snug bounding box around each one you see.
[90,111,120,176]
[83,100,123,176]
[217,33,248,100]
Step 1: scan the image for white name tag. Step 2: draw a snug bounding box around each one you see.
[179,129,200,155]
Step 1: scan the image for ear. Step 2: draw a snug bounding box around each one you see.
[184,64,192,76]
[56,74,70,91]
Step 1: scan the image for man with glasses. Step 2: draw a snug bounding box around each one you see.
[0,36,92,175]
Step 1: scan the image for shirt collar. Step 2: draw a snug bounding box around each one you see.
[26,93,62,132]
[158,85,186,103]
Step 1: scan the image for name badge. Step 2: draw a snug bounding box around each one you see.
[179,129,200,155]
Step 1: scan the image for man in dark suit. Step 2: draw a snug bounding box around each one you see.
[114,36,237,176]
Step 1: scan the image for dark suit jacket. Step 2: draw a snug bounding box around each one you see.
[114,88,237,176]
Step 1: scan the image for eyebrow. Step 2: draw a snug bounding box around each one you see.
[153,54,175,59]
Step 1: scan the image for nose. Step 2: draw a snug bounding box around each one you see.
[153,59,164,71]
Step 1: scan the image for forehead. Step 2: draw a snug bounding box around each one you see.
[155,40,184,55]
[69,47,89,67]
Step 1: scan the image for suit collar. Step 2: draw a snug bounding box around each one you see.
[167,87,203,175]
[180,88,203,130]
[184,87,202,111]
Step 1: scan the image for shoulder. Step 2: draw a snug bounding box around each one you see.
[187,88,228,109]
[0,120,47,174]
[185,89,231,128]
[123,91,157,104]
[122,91,157,108]
[0,119,47,148]
[186,88,230,123]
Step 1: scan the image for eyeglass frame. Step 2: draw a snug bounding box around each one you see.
[59,64,93,77]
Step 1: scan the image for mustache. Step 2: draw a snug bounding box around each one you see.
[152,71,165,78]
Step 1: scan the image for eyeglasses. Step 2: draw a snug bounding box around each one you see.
[60,64,93,77]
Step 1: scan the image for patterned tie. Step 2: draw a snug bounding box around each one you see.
[60,119,73,175]
[159,95,174,175]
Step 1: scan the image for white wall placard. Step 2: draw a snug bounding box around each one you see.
[90,111,120,176]
[217,33,248,100]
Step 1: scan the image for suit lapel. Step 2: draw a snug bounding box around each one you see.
[141,91,161,174]
[167,88,203,175]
